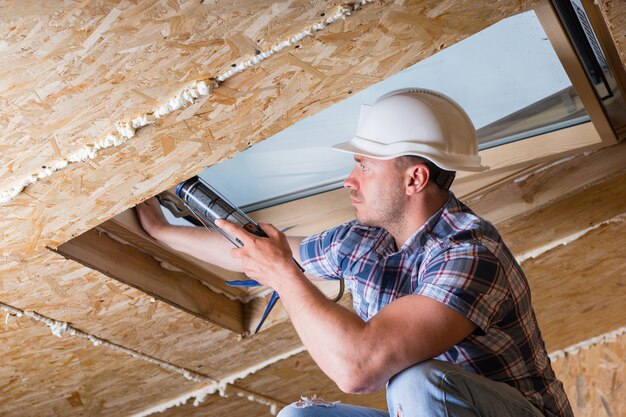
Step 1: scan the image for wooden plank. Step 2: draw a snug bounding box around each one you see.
[473,122,604,173]
[466,140,626,224]
[524,219,626,351]
[103,209,248,300]
[535,1,618,146]
[55,228,244,333]
[551,331,626,417]
[499,171,626,258]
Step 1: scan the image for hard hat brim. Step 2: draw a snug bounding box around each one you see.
[332,139,489,172]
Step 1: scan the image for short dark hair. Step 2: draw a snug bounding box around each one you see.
[394,156,456,190]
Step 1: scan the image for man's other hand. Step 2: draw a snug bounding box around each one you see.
[136,197,170,239]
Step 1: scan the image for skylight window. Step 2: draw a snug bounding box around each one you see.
[190,10,588,214]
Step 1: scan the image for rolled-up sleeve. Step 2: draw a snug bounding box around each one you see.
[299,221,358,280]
[416,243,511,333]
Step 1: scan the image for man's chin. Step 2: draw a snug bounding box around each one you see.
[355,214,376,228]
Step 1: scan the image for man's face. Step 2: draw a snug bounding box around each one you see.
[343,155,406,228]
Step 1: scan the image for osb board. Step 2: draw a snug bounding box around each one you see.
[498,170,626,258]
[150,333,626,417]
[552,333,626,417]
[0,1,541,415]
[523,219,626,352]
[599,0,626,66]
[0,0,536,253]
[0,250,309,380]
[0,315,200,417]
[159,350,388,417]
[149,392,275,417]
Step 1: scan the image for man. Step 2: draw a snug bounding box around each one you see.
[137,89,573,417]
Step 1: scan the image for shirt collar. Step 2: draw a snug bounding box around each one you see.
[400,191,454,254]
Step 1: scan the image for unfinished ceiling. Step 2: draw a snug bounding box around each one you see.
[0,1,624,416]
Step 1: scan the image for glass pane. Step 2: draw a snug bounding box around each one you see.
[196,10,588,212]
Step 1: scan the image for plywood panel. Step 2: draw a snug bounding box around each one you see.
[524,220,626,352]
[0,248,306,381]
[0,0,537,254]
[499,171,626,259]
[0,315,200,417]
[55,228,245,333]
[14,0,626,415]
[552,331,626,417]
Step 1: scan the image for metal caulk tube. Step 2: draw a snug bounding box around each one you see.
[175,175,306,334]
[176,176,268,246]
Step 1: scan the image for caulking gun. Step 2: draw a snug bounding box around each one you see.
[175,175,305,334]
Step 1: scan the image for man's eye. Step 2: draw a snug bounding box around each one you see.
[359,164,367,171]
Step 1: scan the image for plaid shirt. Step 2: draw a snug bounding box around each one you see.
[300,193,572,417]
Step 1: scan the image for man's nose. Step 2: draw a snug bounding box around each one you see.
[343,168,358,190]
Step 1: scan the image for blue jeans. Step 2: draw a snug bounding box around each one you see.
[277,360,545,417]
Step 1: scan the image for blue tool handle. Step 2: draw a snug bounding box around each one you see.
[226,279,261,287]
[254,291,280,334]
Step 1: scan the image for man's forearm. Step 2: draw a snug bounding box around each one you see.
[152,225,244,272]
[151,224,305,273]
[274,271,381,393]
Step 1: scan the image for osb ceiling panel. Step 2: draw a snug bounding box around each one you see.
[0,0,537,251]
[18,0,626,415]
[523,219,626,352]
[598,0,626,65]
[0,316,200,417]
[551,332,626,417]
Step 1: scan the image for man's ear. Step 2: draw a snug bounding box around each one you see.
[405,164,429,195]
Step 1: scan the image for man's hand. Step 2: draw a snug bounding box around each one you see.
[136,197,170,240]
[215,219,302,289]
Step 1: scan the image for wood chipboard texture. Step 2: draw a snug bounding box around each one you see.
[140,335,626,417]
[598,0,626,67]
[0,1,539,415]
[522,219,626,353]
[551,333,626,417]
[0,315,200,416]
[3,0,625,416]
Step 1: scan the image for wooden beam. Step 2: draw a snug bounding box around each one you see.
[466,140,626,224]
[471,122,603,174]
[524,218,626,351]
[102,209,248,300]
[499,171,626,258]
[535,1,619,146]
[54,228,244,333]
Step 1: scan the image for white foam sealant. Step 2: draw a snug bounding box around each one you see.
[515,213,625,264]
[0,0,374,205]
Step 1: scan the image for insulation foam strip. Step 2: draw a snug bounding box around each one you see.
[4,297,626,414]
[0,0,374,205]
[515,213,626,264]
[132,345,305,416]
[0,300,209,383]
[0,298,298,415]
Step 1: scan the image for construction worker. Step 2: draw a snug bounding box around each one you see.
[137,89,573,417]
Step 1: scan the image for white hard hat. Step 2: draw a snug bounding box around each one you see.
[332,88,488,172]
